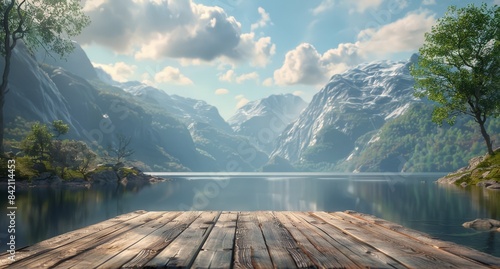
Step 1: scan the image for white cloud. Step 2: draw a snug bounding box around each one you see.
[357,11,436,55]
[218,70,235,82]
[311,0,335,15]
[251,7,271,31]
[93,61,136,82]
[154,66,193,85]
[274,10,435,86]
[79,0,275,66]
[293,91,304,96]
[262,78,274,87]
[235,95,249,109]
[273,43,328,86]
[233,33,276,67]
[422,0,436,5]
[219,70,259,84]
[215,88,229,95]
[235,72,259,84]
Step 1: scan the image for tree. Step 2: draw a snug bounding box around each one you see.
[411,4,500,155]
[20,122,52,161]
[107,134,135,164]
[0,0,90,154]
[50,140,96,178]
[52,120,69,139]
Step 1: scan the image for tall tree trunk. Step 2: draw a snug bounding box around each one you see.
[478,117,495,156]
[1,0,15,156]
[0,42,12,156]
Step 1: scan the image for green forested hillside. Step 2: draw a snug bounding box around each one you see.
[343,102,500,172]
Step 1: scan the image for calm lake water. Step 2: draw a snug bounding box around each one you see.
[1,173,500,257]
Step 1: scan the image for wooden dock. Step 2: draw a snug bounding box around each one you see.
[2,211,500,268]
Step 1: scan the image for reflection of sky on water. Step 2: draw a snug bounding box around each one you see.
[1,173,500,257]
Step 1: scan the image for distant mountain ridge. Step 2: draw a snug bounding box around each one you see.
[118,81,233,134]
[228,93,307,154]
[271,56,419,164]
[12,40,270,171]
[6,41,497,173]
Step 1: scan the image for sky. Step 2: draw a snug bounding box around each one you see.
[76,0,500,120]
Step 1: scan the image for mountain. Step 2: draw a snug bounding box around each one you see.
[3,40,266,172]
[272,56,419,164]
[188,122,269,172]
[35,42,98,80]
[3,42,202,171]
[343,102,500,172]
[2,42,76,130]
[120,82,233,134]
[228,94,307,154]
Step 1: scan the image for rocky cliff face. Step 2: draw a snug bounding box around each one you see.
[271,56,419,164]
[3,42,201,171]
[121,82,233,134]
[228,94,307,154]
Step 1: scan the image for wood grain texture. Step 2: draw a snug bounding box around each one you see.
[3,211,500,269]
[0,210,146,268]
[144,211,220,268]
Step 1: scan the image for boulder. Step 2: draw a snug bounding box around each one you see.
[486,184,500,190]
[463,219,500,230]
[476,179,498,187]
[88,169,119,184]
[31,172,62,186]
[437,172,470,184]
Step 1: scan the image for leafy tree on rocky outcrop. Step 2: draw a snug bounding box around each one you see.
[411,3,500,155]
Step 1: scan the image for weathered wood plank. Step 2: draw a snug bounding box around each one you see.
[293,212,405,269]
[273,212,348,268]
[144,211,220,268]
[0,210,146,269]
[52,212,182,268]
[191,250,233,269]
[3,211,500,269]
[315,211,491,269]
[345,211,500,267]
[257,211,315,268]
[233,212,274,269]
[101,211,202,269]
[115,211,202,268]
[191,212,237,269]
[5,211,165,269]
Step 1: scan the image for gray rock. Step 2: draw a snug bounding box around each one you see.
[31,172,62,186]
[477,179,498,187]
[460,182,468,188]
[487,184,500,190]
[89,169,119,184]
[436,172,470,184]
[463,219,500,230]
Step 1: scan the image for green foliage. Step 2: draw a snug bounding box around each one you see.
[20,122,52,161]
[51,120,69,138]
[347,103,500,172]
[411,3,500,154]
[18,120,96,180]
[0,0,90,57]
[50,140,96,178]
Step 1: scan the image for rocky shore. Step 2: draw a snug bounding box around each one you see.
[1,163,167,189]
[437,148,500,188]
